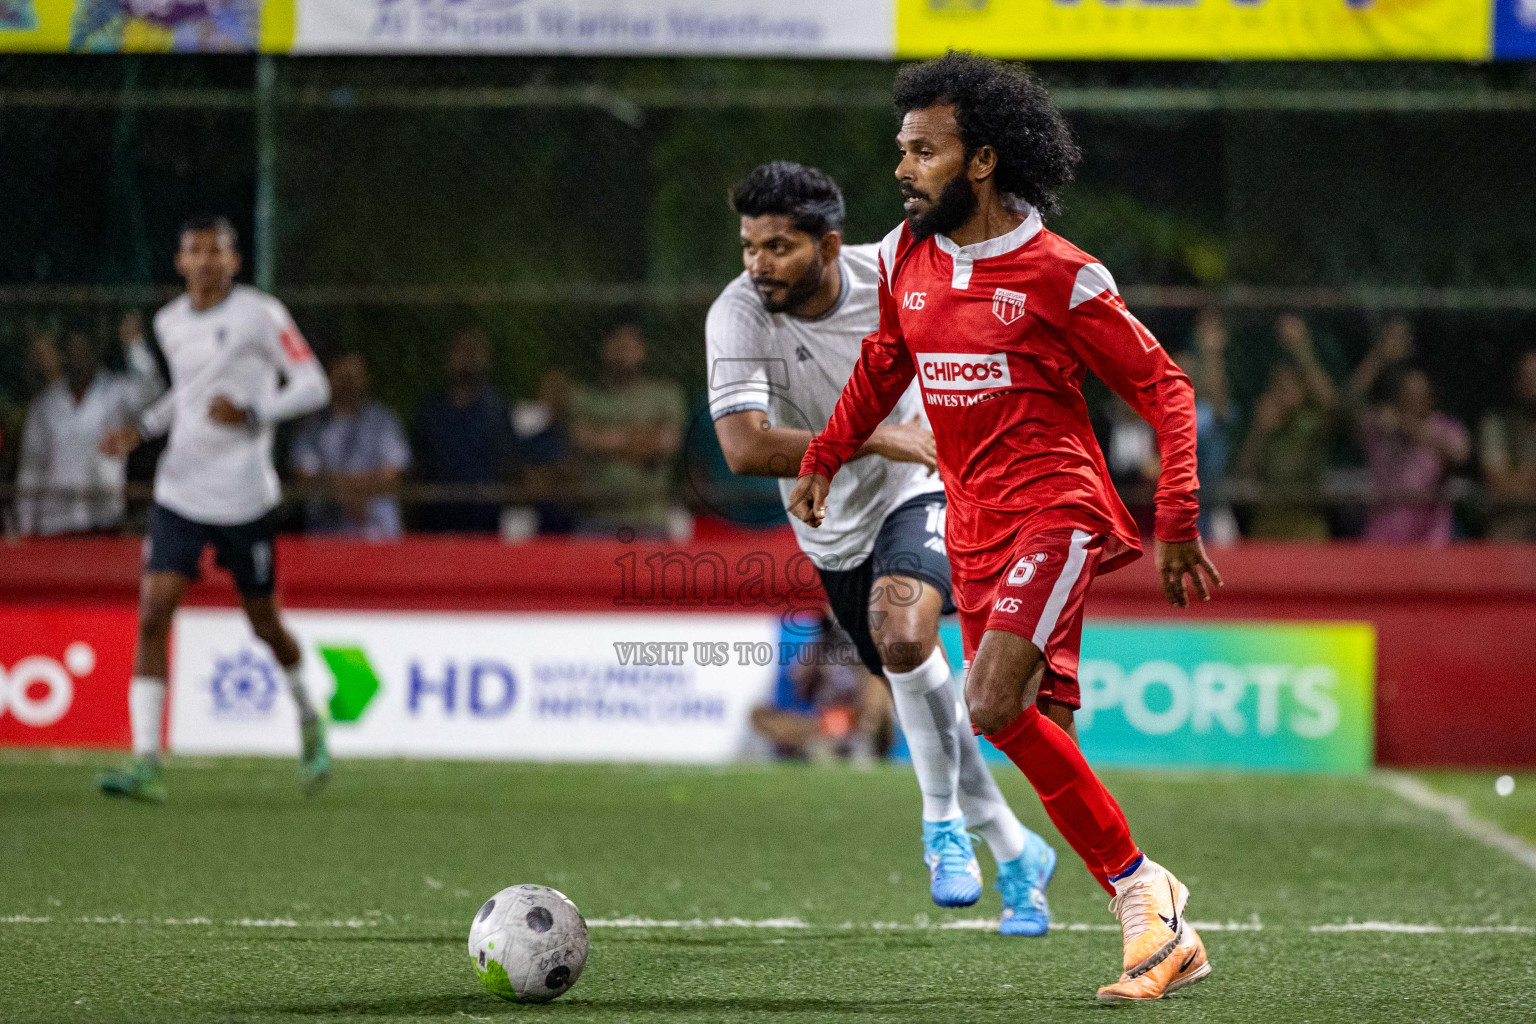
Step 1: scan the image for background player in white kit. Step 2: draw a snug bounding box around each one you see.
[707,163,1057,935]
[96,216,333,802]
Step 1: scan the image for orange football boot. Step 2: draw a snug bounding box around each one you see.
[1107,859,1188,979]
[1096,921,1211,1001]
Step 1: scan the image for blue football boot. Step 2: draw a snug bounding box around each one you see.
[995,830,1057,936]
[922,818,983,908]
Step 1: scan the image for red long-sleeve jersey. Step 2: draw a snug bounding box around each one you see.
[800,208,1200,581]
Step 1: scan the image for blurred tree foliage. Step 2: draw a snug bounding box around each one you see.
[2,54,1535,427]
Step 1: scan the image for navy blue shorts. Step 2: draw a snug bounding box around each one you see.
[145,503,277,597]
[816,492,956,675]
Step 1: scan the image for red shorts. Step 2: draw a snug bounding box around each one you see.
[952,529,1104,710]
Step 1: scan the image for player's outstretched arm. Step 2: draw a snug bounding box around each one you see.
[787,473,831,528]
[1154,537,1224,608]
[798,277,919,486]
[716,410,936,478]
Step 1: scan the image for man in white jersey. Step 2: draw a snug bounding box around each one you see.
[707,163,1057,935]
[96,216,333,802]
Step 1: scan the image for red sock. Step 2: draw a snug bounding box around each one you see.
[986,705,1139,896]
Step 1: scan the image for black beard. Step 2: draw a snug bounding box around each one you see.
[906,173,978,242]
[757,250,825,315]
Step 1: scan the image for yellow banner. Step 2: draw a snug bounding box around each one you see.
[896,0,1492,61]
[0,0,293,52]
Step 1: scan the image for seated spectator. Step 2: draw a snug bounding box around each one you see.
[1172,307,1239,545]
[751,608,893,762]
[1233,314,1339,540]
[512,366,576,534]
[16,315,163,537]
[1480,349,1536,540]
[289,350,410,540]
[411,327,518,534]
[1355,366,1470,545]
[569,324,686,538]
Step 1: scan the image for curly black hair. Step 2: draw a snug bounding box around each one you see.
[893,52,1081,216]
[729,161,846,237]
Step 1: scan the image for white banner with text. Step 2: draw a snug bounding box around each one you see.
[169,609,780,761]
[292,0,893,56]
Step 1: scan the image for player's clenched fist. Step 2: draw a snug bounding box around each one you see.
[787,473,831,528]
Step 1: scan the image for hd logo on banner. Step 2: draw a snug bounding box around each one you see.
[941,620,1375,773]
[169,609,779,761]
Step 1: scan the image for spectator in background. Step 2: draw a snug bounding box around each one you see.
[411,327,518,534]
[569,324,685,537]
[1100,395,1158,535]
[1173,307,1239,545]
[1,329,63,504]
[1233,314,1340,540]
[512,366,576,534]
[1350,315,1415,405]
[25,327,63,391]
[16,314,163,536]
[1353,365,1470,545]
[751,607,893,762]
[289,350,410,540]
[1480,349,1536,540]
[1347,320,1470,545]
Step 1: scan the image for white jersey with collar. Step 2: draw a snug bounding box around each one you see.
[142,284,330,525]
[705,243,942,571]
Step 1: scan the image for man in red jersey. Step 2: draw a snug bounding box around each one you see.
[789,53,1223,1001]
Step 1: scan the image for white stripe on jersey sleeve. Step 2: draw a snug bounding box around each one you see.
[1069,262,1119,309]
[877,222,904,291]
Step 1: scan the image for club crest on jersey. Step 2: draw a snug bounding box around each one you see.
[991,288,1028,325]
[1006,552,1049,586]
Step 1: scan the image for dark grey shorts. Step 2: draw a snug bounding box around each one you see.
[816,492,955,675]
[145,503,277,597]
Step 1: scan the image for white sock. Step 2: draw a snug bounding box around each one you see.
[1110,854,1156,896]
[955,698,1028,863]
[129,677,165,760]
[284,663,317,722]
[886,646,963,822]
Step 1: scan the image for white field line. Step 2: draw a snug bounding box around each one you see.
[1310,922,1534,935]
[2,914,1526,935]
[1377,771,1536,874]
[590,916,811,929]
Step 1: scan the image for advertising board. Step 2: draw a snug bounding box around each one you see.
[0,606,137,749]
[169,609,781,761]
[940,620,1376,773]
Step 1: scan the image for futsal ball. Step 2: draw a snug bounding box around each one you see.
[468,884,588,1003]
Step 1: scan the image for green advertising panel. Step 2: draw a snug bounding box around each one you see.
[939,620,1375,774]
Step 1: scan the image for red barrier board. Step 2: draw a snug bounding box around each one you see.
[0,606,138,748]
[2,537,1534,766]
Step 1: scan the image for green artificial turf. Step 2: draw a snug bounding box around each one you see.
[2,753,1534,1023]
[1412,771,1536,845]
